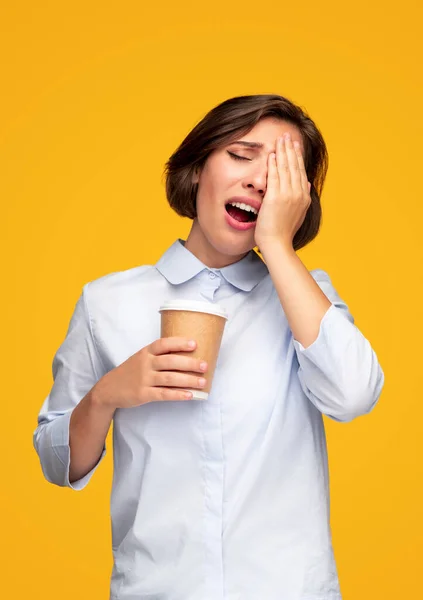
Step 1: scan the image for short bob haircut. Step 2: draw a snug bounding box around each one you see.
[164,94,328,252]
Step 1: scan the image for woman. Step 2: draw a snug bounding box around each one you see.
[33,94,384,600]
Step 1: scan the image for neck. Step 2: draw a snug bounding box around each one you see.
[184,221,250,269]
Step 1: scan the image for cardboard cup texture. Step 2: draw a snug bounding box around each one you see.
[159,300,228,400]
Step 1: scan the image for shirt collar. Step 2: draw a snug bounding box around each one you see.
[155,239,268,292]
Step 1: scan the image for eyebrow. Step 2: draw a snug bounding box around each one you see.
[229,140,264,149]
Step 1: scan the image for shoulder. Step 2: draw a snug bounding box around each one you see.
[82,264,157,310]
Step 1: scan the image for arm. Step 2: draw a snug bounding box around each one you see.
[34,282,212,488]
[261,240,385,422]
[68,385,115,484]
[255,134,384,422]
[261,240,331,348]
[33,283,110,490]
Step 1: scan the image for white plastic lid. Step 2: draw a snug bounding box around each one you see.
[159,299,228,320]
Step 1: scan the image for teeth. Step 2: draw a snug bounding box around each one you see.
[228,201,258,215]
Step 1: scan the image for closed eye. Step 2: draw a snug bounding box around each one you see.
[227,151,250,162]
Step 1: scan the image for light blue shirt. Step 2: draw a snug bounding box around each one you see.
[33,239,384,600]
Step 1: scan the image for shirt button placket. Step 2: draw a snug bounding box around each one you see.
[202,379,225,598]
[198,269,225,597]
[201,270,221,302]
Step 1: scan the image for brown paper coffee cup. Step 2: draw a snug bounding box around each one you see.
[159,299,228,400]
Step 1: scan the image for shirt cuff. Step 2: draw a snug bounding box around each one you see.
[50,410,106,491]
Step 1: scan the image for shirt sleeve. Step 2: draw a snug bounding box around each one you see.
[33,282,107,490]
[293,269,385,423]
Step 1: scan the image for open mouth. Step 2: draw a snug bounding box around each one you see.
[225,203,258,223]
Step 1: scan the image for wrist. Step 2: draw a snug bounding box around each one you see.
[89,375,117,415]
[258,238,295,261]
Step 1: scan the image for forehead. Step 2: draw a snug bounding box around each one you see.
[229,117,304,153]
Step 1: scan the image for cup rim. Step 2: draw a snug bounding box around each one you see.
[159,299,228,320]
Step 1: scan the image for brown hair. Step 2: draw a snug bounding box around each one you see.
[163,94,328,251]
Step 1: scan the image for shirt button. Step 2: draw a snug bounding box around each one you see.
[209,272,216,279]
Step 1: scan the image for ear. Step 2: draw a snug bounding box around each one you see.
[192,166,201,185]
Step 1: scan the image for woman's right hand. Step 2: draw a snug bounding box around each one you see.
[92,337,208,410]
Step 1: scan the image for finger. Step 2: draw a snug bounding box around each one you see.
[153,354,208,373]
[154,370,207,391]
[150,387,195,402]
[293,141,309,195]
[285,135,302,193]
[150,337,196,356]
[266,151,279,191]
[276,136,291,189]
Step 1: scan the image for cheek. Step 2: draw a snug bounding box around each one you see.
[198,166,226,198]
[196,158,243,212]
[213,164,244,195]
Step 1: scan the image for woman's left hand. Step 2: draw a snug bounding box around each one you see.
[254,133,312,251]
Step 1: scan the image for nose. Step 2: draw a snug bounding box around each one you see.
[243,162,267,196]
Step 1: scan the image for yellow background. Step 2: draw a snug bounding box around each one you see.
[1,1,422,598]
